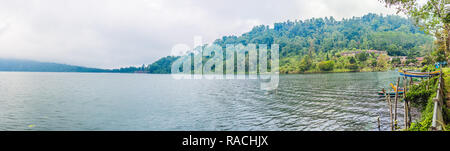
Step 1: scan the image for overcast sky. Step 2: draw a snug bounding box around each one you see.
[0,0,402,69]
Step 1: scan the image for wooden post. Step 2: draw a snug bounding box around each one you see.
[410,77,413,85]
[407,77,411,128]
[377,115,381,131]
[387,93,393,131]
[403,77,408,130]
[408,99,412,128]
[394,77,400,130]
[427,70,430,90]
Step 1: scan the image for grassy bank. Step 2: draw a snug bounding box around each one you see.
[281,65,426,74]
[285,66,387,74]
[407,67,450,131]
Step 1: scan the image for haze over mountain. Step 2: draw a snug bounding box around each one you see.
[0,58,108,72]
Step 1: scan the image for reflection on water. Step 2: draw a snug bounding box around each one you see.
[0,71,418,131]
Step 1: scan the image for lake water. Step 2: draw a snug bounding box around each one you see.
[0,71,417,131]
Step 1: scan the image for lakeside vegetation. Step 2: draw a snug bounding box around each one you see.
[405,67,450,131]
[379,0,449,131]
[110,56,179,74]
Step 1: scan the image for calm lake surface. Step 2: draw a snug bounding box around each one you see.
[0,71,418,131]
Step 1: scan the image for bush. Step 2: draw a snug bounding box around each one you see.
[349,57,357,64]
[409,96,435,131]
[407,76,438,107]
[421,65,437,72]
[345,64,359,71]
[391,58,401,65]
[318,61,334,71]
[356,52,368,62]
[408,76,439,131]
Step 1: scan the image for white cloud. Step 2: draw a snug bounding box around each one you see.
[0,0,400,68]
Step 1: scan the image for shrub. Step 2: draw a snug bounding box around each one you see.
[345,64,359,71]
[356,52,368,62]
[409,96,435,131]
[408,76,439,131]
[407,76,438,108]
[318,61,334,71]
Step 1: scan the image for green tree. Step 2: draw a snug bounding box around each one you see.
[349,56,357,64]
[422,54,434,65]
[370,59,378,67]
[433,47,447,62]
[346,64,359,71]
[299,55,312,72]
[356,52,369,62]
[391,58,402,65]
[406,59,418,64]
[346,56,359,71]
[377,54,389,69]
[382,0,449,55]
[318,60,335,71]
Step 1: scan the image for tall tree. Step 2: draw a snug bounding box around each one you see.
[381,0,450,56]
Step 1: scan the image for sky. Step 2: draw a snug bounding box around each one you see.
[0,0,402,69]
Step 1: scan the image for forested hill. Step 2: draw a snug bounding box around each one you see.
[129,13,432,74]
[111,56,179,73]
[0,58,109,72]
[214,13,432,57]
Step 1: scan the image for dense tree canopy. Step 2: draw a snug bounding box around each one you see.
[119,13,434,74]
[214,13,432,57]
[112,56,180,73]
[381,0,449,60]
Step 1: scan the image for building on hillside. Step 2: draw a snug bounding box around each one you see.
[389,56,425,66]
[340,50,387,57]
[416,57,425,65]
[389,56,407,63]
[366,50,388,55]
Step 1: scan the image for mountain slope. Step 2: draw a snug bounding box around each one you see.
[0,58,108,72]
[122,13,434,74]
[214,13,433,57]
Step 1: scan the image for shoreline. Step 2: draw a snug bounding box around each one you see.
[0,67,422,75]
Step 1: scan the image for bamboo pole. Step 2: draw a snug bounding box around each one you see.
[403,77,408,130]
[377,115,381,131]
[407,76,412,128]
[394,77,400,130]
[387,93,393,131]
[427,70,430,90]
[408,99,412,128]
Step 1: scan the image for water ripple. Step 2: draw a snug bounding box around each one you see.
[0,71,419,131]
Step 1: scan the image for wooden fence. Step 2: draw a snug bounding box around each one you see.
[431,71,445,131]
